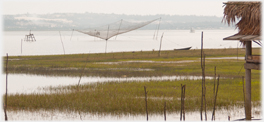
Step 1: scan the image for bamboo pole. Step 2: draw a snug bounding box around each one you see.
[242,76,246,118]
[200,31,203,121]
[105,25,110,54]
[180,84,183,121]
[203,54,207,121]
[144,86,148,121]
[4,53,8,121]
[21,39,23,54]
[59,31,65,54]
[212,75,220,121]
[70,29,74,41]
[158,32,164,57]
[155,17,161,40]
[164,101,166,121]
[183,85,186,121]
[180,84,186,121]
[77,54,90,90]
[214,66,216,95]
[115,19,123,40]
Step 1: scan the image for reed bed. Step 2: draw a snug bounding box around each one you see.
[5,77,260,115]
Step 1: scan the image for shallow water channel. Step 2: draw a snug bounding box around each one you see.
[3,74,213,94]
[4,105,261,121]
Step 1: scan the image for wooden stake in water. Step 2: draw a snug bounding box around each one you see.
[115,19,123,40]
[214,66,216,95]
[105,25,110,54]
[21,39,23,54]
[203,54,207,121]
[164,101,166,121]
[4,53,8,121]
[242,76,246,117]
[180,84,186,121]
[59,31,65,54]
[158,32,164,57]
[144,86,148,121]
[200,31,203,121]
[77,54,90,90]
[70,29,74,41]
[156,17,161,40]
[212,75,220,121]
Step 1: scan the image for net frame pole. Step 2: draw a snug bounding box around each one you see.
[105,25,110,54]
[156,17,161,40]
[59,31,66,55]
[115,19,123,40]
[70,29,74,41]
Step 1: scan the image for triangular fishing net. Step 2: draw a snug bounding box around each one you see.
[75,18,159,40]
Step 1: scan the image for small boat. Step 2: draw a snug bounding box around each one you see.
[174,46,192,50]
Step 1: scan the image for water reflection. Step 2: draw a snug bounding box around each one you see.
[4,105,261,121]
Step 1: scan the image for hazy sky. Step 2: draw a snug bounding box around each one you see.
[1,0,252,17]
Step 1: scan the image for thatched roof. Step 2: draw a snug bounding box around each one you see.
[222,1,261,35]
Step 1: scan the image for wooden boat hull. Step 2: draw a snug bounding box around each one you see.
[174,46,192,50]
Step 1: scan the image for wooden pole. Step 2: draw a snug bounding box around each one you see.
[245,41,252,120]
[115,19,123,40]
[180,84,183,121]
[144,86,148,121]
[200,31,203,121]
[70,29,74,41]
[214,66,216,95]
[158,32,164,57]
[105,25,110,54]
[156,17,161,40]
[153,25,157,40]
[242,76,246,116]
[4,53,8,121]
[77,54,90,90]
[183,85,185,121]
[164,101,166,121]
[59,31,65,54]
[105,40,108,54]
[180,84,186,121]
[21,39,23,54]
[212,75,220,121]
[203,54,207,121]
[201,31,203,69]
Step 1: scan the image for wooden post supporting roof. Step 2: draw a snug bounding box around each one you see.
[245,41,252,120]
[223,37,261,120]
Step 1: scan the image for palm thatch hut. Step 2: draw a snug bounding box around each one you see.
[222,1,261,121]
[223,1,261,35]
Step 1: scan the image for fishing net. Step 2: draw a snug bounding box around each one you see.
[75,18,160,40]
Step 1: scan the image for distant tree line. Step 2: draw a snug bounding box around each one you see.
[3,13,233,31]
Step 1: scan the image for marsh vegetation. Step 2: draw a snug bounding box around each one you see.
[3,48,261,120]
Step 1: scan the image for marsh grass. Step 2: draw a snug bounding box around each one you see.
[5,77,260,115]
[4,48,261,78]
[3,48,261,115]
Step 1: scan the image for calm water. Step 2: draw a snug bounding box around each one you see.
[3,29,260,56]
[3,105,261,121]
[3,74,215,94]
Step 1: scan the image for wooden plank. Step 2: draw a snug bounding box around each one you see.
[246,55,261,63]
[244,63,261,70]
[223,34,261,41]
